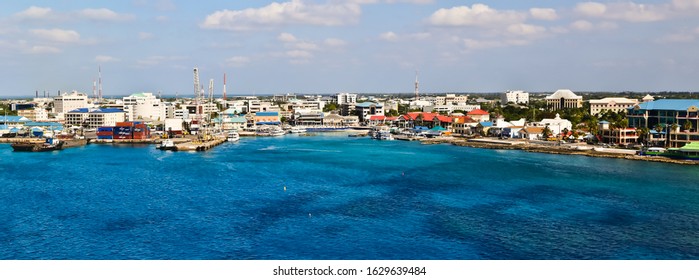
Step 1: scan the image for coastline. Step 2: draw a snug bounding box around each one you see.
[419,137,699,165]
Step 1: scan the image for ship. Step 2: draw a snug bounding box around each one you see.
[11,138,64,152]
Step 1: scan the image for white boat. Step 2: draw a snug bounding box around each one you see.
[289,126,307,133]
[256,125,286,137]
[227,131,240,142]
[157,139,176,150]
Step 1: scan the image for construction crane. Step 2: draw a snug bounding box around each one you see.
[208,79,214,103]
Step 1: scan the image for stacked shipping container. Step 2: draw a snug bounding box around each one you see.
[98,122,151,140]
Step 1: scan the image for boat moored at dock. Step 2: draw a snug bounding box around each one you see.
[11,138,64,152]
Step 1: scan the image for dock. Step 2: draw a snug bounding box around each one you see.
[173,137,226,151]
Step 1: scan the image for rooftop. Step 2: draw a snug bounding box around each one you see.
[633,99,699,111]
[545,89,582,100]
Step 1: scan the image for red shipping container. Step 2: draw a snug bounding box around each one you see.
[116,122,134,127]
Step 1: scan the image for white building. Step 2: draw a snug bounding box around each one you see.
[355,102,384,123]
[246,99,274,113]
[122,92,165,121]
[336,93,357,105]
[536,113,572,135]
[64,108,125,129]
[174,109,189,119]
[589,97,639,115]
[53,91,89,117]
[545,89,582,110]
[501,90,529,104]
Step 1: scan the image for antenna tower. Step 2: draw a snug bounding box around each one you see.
[414,70,419,101]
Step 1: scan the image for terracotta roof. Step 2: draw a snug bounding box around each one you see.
[435,115,452,123]
[369,115,386,121]
[400,112,441,121]
[385,116,398,121]
[467,109,489,115]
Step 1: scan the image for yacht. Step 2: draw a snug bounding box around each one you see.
[227,131,240,142]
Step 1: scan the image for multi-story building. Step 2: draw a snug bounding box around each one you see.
[598,121,637,146]
[545,89,582,110]
[535,113,572,136]
[53,91,89,117]
[627,99,699,147]
[501,90,529,104]
[254,111,281,125]
[17,107,49,121]
[65,108,125,129]
[589,97,639,115]
[122,92,165,121]
[355,102,384,123]
[246,99,273,113]
[336,93,357,105]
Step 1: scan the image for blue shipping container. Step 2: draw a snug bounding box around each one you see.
[97,135,113,139]
[98,127,114,132]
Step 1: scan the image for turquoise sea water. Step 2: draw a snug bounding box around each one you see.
[1,134,698,259]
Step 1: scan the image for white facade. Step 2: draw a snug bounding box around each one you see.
[53,91,89,116]
[336,93,357,105]
[122,92,165,121]
[536,113,572,135]
[545,89,582,110]
[174,109,190,119]
[246,99,273,113]
[64,108,125,129]
[589,97,639,115]
[501,90,529,104]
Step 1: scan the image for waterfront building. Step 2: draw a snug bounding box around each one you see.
[467,109,490,122]
[336,93,357,105]
[545,89,582,110]
[65,108,126,129]
[17,107,49,122]
[355,102,384,123]
[598,121,637,146]
[342,116,359,126]
[589,97,639,115]
[535,114,572,136]
[293,109,324,126]
[53,91,89,119]
[501,90,529,105]
[323,113,346,127]
[0,116,31,129]
[213,116,247,131]
[122,92,165,122]
[254,111,281,126]
[518,126,545,140]
[627,99,699,147]
[164,118,185,135]
[287,97,325,111]
[451,115,477,136]
[368,115,398,126]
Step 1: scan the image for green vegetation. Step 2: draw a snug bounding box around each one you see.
[323,102,338,112]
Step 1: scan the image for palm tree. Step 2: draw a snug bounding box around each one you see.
[670,123,679,147]
[542,125,552,139]
[637,127,649,146]
[683,120,693,132]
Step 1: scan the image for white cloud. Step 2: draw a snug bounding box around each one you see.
[23,45,61,54]
[200,0,362,31]
[324,38,347,47]
[30,29,81,43]
[277,33,298,42]
[570,20,617,32]
[672,0,699,9]
[77,8,134,21]
[507,24,546,36]
[286,50,313,59]
[78,8,135,21]
[428,4,526,27]
[14,6,53,19]
[529,8,558,21]
[139,32,154,40]
[575,2,666,22]
[462,38,528,50]
[379,31,399,41]
[226,56,250,67]
[95,55,119,62]
[571,20,594,31]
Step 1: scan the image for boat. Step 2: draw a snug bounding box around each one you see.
[256,125,286,137]
[157,139,176,150]
[11,138,64,152]
[227,131,240,142]
[289,126,307,133]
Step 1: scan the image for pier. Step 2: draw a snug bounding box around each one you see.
[173,137,226,151]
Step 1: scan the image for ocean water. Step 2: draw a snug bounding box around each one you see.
[1,134,698,260]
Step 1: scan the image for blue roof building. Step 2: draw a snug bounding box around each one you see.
[627,99,699,147]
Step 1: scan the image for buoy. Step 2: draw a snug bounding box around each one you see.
[308,213,312,218]
[284,186,287,192]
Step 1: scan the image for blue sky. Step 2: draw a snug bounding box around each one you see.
[1,0,698,97]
